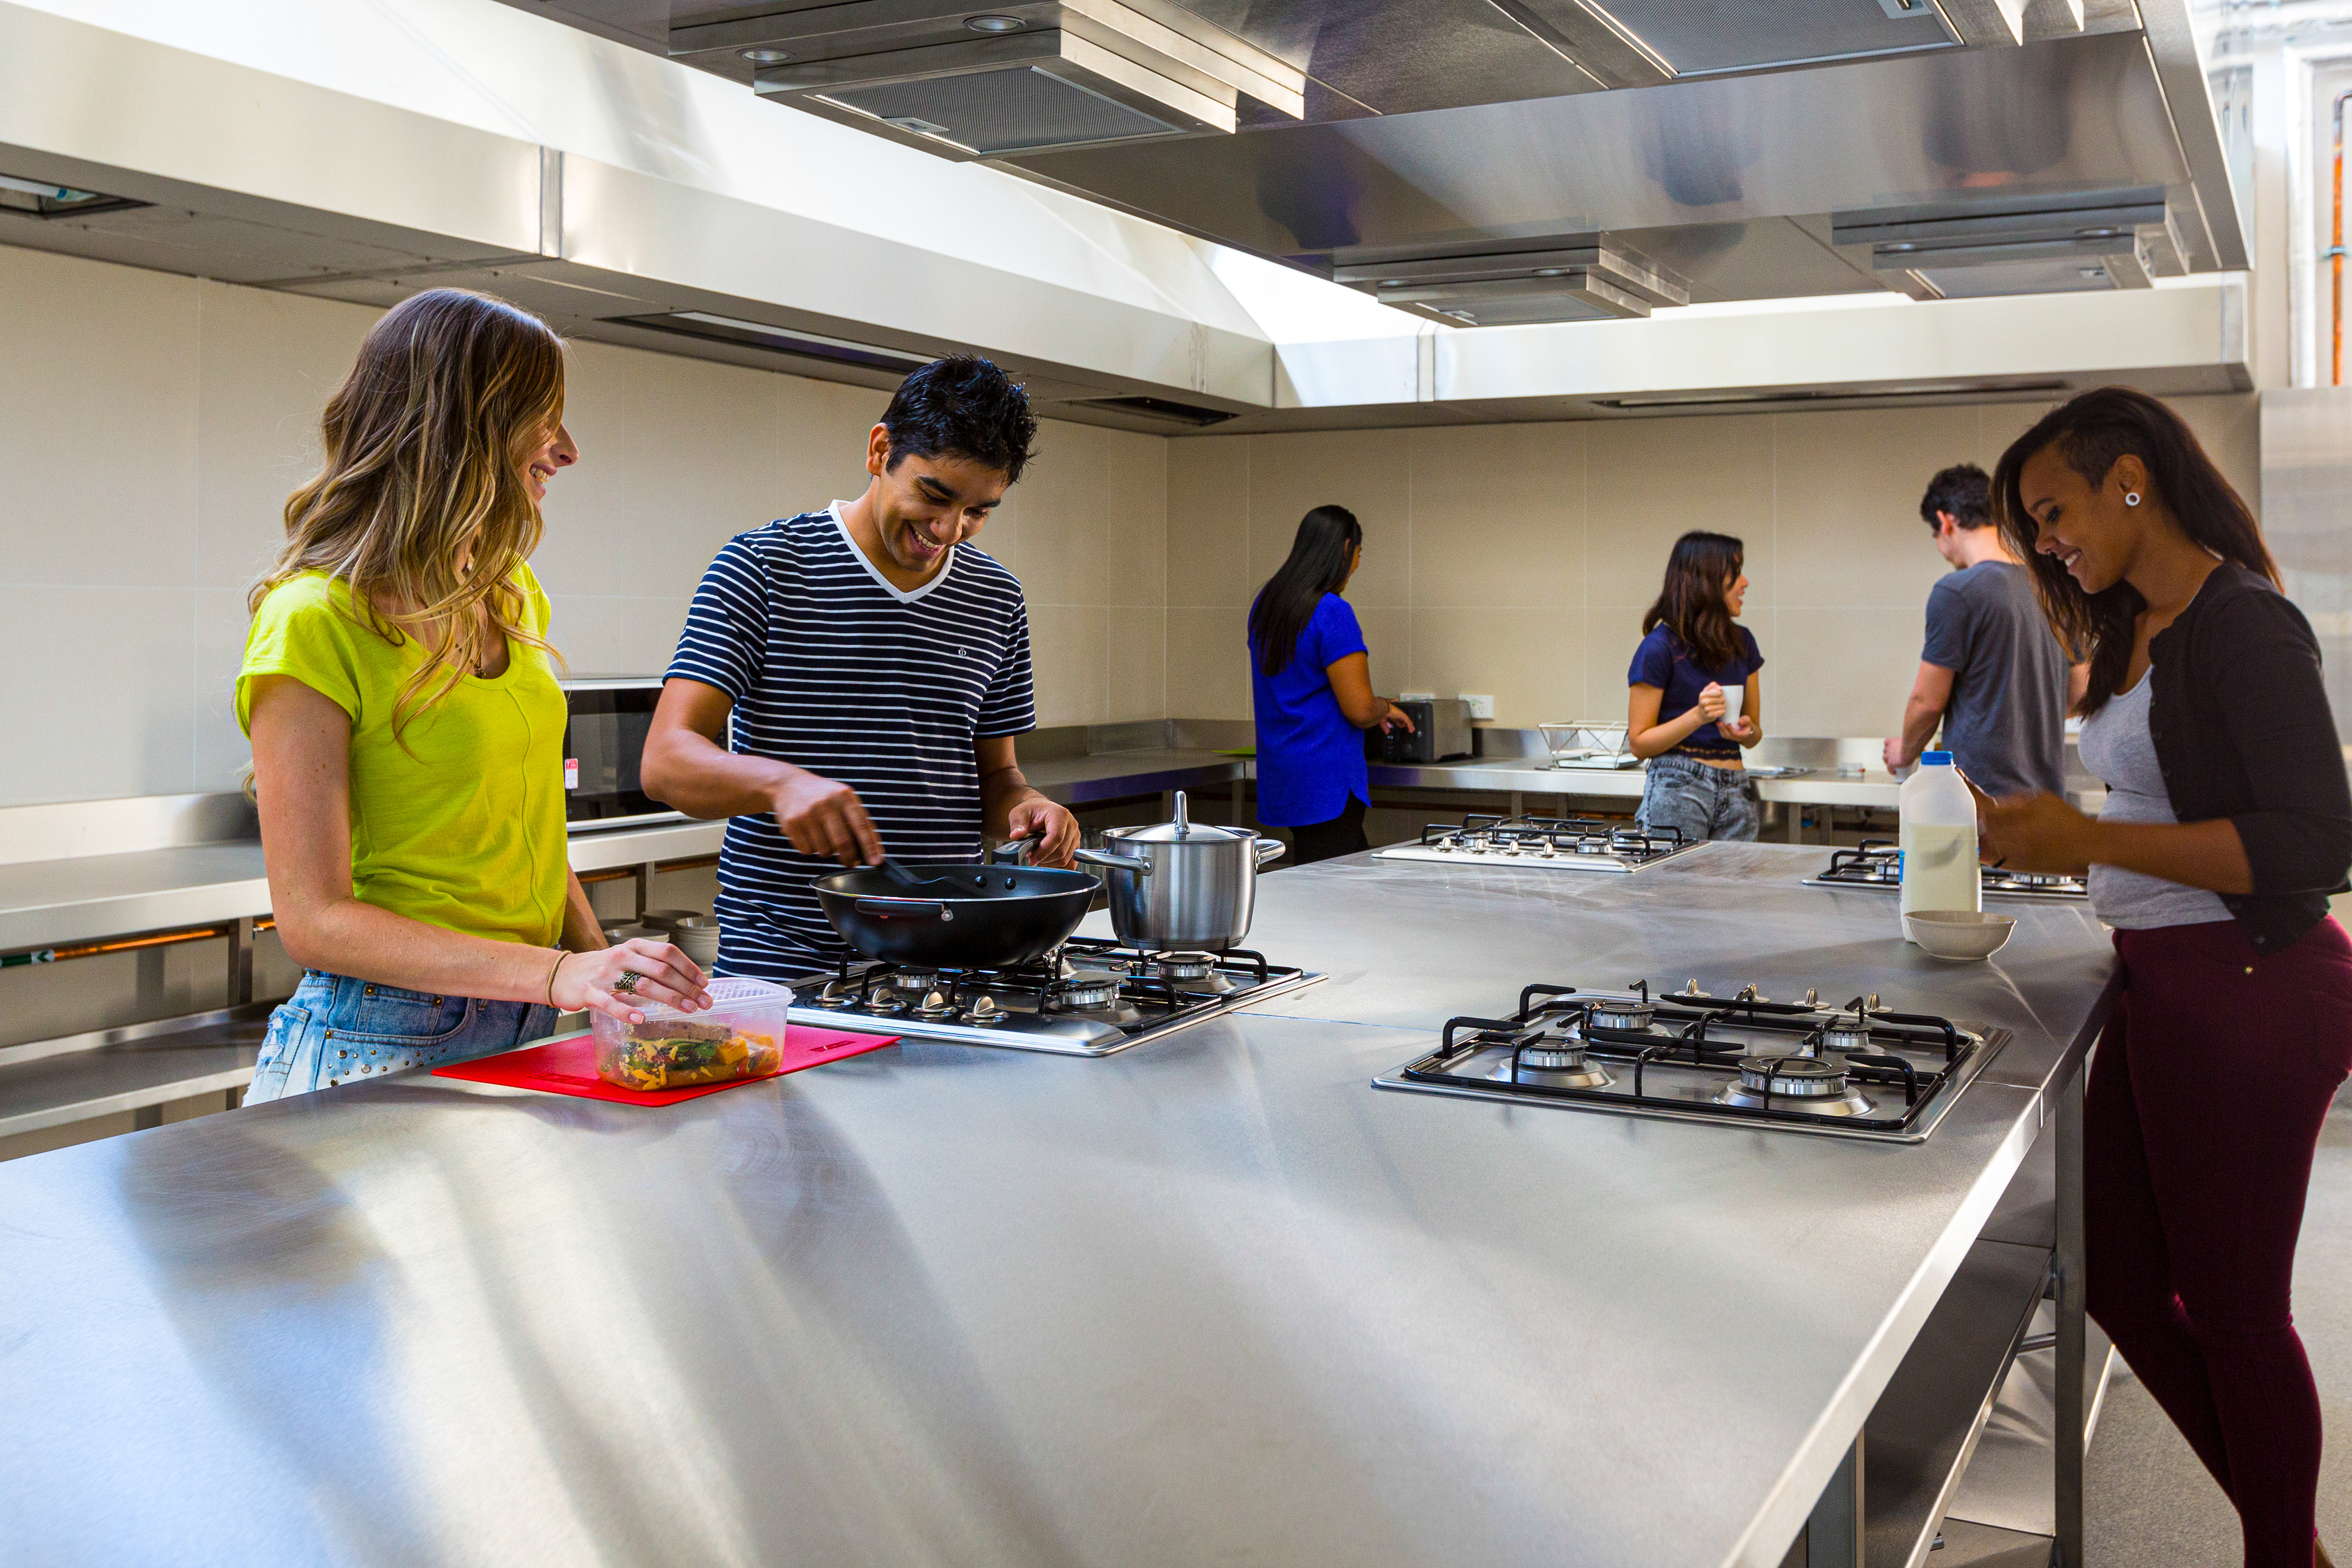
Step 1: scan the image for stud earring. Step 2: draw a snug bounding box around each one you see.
[2124,492,2141,507]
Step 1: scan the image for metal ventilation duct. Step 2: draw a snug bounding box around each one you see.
[1831,186,2174,296]
[1333,239,1689,325]
[677,1,1303,159]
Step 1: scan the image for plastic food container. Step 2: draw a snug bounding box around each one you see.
[591,976,793,1092]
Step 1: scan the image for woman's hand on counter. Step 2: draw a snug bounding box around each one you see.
[553,939,712,1026]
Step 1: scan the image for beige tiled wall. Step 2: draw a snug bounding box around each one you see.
[1168,395,2263,738]
[0,241,1161,805]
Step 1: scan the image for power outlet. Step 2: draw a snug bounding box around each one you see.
[1460,694,1496,721]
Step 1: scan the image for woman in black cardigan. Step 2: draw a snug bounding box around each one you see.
[1981,388,2349,1568]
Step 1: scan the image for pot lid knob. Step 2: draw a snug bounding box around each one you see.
[1174,789,1190,836]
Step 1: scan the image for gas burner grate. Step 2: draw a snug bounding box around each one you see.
[1375,980,2005,1142]
[1373,814,1704,873]
[1807,839,2089,900]
[788,940,1315,1057]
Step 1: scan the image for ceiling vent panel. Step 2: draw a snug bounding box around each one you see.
[0,172,147,221]
[1333,239,1688,325]
[1544,0,1958,76]
[825,64,1186,153]
[607,311,934,373]
[1832,186,2172,289]
[703,1,1300,158]
[1069,394,1237,425]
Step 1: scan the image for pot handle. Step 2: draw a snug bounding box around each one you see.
[853,897,955,921]
[1074,847,1152,874]
[1253,836,1289,866]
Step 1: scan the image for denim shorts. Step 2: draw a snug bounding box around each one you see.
[1638,752,1761,845]
[244,970,560,1105]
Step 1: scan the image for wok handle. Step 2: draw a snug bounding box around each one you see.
[1074,847,1152,875]
[1253,837,1288,867]
[852,897,955,921]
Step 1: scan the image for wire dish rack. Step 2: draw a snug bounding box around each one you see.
[1536,721,1643,770]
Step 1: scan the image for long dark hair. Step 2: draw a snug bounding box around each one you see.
[1250,506,1363,676]
[1992,387,2277,716]
[1642,531,1746,669]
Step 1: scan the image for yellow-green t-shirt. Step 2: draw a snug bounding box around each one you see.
[237,566,569,949]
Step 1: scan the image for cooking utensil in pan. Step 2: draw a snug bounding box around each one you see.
[814,845,1098,970]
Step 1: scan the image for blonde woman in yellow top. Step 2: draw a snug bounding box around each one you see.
[239,288,710,1102]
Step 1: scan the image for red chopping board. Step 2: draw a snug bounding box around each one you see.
[433,1024,899,1105]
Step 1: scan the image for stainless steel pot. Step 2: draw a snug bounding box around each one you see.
[1074,791,1287,952]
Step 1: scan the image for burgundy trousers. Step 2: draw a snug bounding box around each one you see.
[2086,916,2352,1568]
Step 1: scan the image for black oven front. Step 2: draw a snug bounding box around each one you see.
[561,678,681,832]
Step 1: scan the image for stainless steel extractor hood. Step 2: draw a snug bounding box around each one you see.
[673,0,1304,159]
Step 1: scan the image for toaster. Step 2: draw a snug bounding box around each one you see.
[1367,698,1475,764]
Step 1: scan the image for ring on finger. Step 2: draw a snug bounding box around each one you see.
[613,970,645,996]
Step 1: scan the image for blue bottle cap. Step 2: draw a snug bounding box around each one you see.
[1921,751,1954,765]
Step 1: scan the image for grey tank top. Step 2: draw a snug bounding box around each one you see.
[2074,675,2232,929]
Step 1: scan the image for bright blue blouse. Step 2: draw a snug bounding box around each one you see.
[1250,593,1370,827]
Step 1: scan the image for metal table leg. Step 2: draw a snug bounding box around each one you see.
[1807,1433,1864,1566]
[2053,1066,2086,1566]
[225,916,253,1006]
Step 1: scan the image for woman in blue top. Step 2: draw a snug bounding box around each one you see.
[1248,506,1413,864]
[1627,530,1765,842]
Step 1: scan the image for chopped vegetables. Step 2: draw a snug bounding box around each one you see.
[595,1018,784,1092]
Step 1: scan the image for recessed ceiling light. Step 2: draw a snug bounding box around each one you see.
[965,14,1024,32]
[740,46,791,64]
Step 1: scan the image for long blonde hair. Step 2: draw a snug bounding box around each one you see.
[252,287,566,737]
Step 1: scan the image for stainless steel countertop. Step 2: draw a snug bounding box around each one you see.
[1370,759,2110,815]
[0,844,2112,1567]
[1371,757,1903,806]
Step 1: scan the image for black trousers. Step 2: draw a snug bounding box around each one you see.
[1284,796,1368,867]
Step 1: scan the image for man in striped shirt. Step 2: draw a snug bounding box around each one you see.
[641,356,1080,978]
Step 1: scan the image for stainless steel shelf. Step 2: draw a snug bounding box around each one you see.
[0,1004,272,1139]
[1863,1236,2051,1568]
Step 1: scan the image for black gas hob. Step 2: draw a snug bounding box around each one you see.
[785,937,1322,1057]
[1375,979,2008,1142]
[1805,840,2089,900]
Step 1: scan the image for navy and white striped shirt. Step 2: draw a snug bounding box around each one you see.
[668,505,1036,977]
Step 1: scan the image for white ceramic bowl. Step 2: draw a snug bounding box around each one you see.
[1904,909,2016,961]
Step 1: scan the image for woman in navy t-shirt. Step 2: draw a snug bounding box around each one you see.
[1626,530,1765,842]
[1248,506,1413,864]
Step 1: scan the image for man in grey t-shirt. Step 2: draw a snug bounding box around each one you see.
[1883,463,2078,799]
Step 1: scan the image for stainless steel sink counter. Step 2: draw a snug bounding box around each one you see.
[0,819,729,952]
[0,845,2114,1567]
[1019,746,1250,805]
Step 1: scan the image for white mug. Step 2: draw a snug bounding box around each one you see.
[1716,683,1744,730]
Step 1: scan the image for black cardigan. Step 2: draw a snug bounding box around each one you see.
[2145,562,2352,952]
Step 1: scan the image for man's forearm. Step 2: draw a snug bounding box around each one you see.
[643,728,797,819]
[1896,696,1943,765]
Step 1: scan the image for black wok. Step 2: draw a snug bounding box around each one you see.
[813,859,1098,969]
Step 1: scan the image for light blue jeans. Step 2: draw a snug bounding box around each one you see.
[245,970,559,1103]
[1637,753,1761,844]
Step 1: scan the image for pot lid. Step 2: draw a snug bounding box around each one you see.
[1110,789,1253,843]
